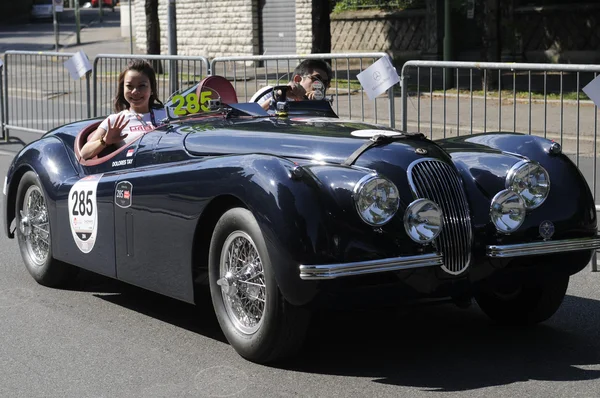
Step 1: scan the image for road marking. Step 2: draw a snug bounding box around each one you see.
[0,149,16,156]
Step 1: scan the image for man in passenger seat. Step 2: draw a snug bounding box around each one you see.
[255,59,333,111]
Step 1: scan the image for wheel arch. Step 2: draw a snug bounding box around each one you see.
[191,194,247,303]
[4,165,36,238]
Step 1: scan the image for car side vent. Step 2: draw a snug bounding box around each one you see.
[407,158,473,275]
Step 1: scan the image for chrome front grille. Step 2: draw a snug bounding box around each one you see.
[408,158,473,275]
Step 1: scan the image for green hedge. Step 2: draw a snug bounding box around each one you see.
[333,0,426,13]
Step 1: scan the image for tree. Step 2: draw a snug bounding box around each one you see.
[145,0,163,73]
[474,0,501,89]
[312,1,334,53]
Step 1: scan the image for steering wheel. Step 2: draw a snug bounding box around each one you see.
[271,85,291,102]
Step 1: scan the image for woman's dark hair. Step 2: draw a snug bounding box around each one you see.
[113,59,164,113]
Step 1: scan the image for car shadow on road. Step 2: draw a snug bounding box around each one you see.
[70,269,228,344]
[65,269,600,391]
[284,294,600,391]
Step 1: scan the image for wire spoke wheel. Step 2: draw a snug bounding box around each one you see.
[219,231,266,335]
[20,185,50,267]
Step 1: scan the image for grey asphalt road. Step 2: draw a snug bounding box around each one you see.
[0,8,106,53]
[1,152,600,397]
[3,13,600,396]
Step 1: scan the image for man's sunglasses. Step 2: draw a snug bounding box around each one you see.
[304,74,330,88]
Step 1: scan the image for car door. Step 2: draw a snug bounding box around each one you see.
[113,130,196,303]
[53,135,147,279]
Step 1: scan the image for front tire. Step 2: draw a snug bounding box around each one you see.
[208,208,310,363]
[474,274,569,325]
[15,171,78,287]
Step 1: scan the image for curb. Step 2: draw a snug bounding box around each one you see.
[409,92,594,107]
[61,17,100,50]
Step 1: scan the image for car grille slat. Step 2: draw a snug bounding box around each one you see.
[408,159,473,275]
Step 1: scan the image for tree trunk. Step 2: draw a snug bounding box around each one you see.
[145,0,163,74]
[477,0,501,90]
[311,0,332,54]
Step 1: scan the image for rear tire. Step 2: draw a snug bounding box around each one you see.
[208,208,310,363]
[15,171,78,287]
[474,274,569,325]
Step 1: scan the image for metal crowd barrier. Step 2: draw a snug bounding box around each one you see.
[210,53,396,127]
[1,51,599,270]
[0,61,5,141]
[2,50,92,135]
[92,54,210,118]
[401,60,600,271]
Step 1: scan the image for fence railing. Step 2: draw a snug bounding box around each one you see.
[92,54,210,117]
[2,51,92,135]
[0,51,598,270]
[401,60,600,271]
[210,52,395,127]
[0,61,5,141]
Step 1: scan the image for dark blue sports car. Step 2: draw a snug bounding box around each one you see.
[3,77,599,363]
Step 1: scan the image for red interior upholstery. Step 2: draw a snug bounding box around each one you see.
[195,76,238,105]
[74,121,101,163]
[74,120,144,167]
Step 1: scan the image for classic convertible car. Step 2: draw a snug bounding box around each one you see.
[3,76,600,363]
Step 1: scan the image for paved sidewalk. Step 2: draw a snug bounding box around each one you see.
[60,7,141,58]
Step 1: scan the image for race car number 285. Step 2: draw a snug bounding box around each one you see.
[68,174,102,253]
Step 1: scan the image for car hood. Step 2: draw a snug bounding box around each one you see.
[182,117,451,169]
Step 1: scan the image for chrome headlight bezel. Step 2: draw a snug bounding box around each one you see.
[505,160,550,210]
[353,174,400,226]
[490,189,526,234]
[403,199,443,244]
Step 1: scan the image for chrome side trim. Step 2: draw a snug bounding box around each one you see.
[487,237,600,258]
[299,253,443,280]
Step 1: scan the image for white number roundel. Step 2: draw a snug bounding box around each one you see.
[68,174,102,253]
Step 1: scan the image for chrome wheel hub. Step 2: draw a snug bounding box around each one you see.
[219,231,266,335]
[20,185,50,266]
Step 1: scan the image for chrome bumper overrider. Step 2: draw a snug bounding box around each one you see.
[299,253,443,280]
[486,237,600,258]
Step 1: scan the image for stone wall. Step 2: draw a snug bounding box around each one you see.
[295,0,312,54]
[511,3,600,63]
[330,8,435,61]
[133,0,259,57]
[132,0,314,57]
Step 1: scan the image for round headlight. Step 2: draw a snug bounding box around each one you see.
[490,189,526,233]
[403,199,443,244]
[353,174,400,226]
[506,160,550,209]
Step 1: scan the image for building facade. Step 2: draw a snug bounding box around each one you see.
[131,0,313,58]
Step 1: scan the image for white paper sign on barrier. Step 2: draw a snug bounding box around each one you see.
[357,56,400,100]
[64,51,92,80]
[54,0,63,12]
[583,75,600,108]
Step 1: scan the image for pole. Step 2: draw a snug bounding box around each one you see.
[129,0,133,54]
[99,0,103,23]
[52,1,59,51]
[0,63,5,141]
[75,0,81,45]
[167,0,178,94]
[443,0,453,88]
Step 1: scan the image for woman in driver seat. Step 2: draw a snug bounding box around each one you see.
[80,60,166,161]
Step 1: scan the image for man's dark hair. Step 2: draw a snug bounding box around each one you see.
[293,59,333,81]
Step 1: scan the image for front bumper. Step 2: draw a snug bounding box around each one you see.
[299,237,600,280]
[486,237,600,258]
[299,253,443,280]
